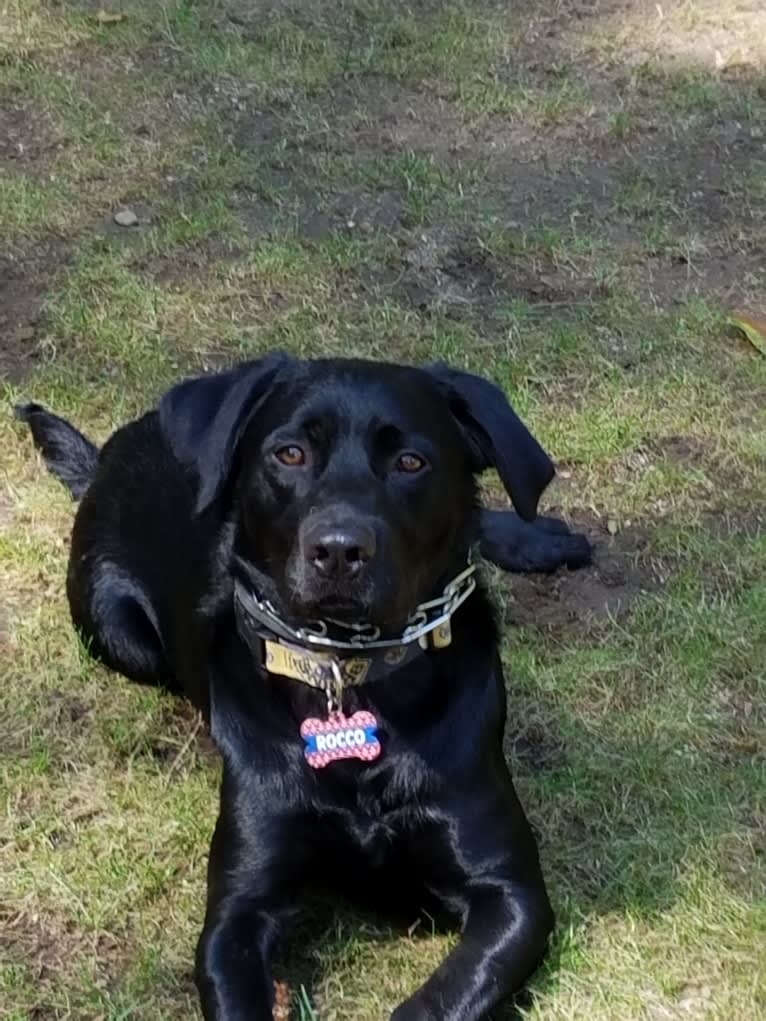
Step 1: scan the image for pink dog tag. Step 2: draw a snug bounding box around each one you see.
[300,710,381,769]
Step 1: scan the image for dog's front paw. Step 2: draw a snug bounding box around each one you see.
[479,509,593,574]
[530,516,593,571]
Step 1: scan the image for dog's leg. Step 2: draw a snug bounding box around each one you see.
[390,878,552,1021]
[391,785,554,1021]
[196,897,281,1021]
[67,562,174,690]
[391,877,552,1021]
[477,507,592,573]
[195,805,305,1021]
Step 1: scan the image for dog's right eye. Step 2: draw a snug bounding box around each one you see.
[396,452,426,474]
[274,445,306,467]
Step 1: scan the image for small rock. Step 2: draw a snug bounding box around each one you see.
[114,208,139,227]
[607,519,619,536]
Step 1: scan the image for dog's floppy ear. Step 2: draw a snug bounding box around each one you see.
[159,352,291,513]
[425,363,554,521]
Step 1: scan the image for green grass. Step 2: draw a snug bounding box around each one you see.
[2,1,766,1018]
[0,170,75,237]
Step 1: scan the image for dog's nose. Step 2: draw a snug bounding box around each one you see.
[303,521,377,578]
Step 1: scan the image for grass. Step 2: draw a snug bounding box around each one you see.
[1,1,765,1019]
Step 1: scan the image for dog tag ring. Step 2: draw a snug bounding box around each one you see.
[300,710,381,768]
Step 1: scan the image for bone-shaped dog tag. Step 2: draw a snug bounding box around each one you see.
[300,710,381,768]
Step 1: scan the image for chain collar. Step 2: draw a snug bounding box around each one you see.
[233,562,476,654]
[233,564,477,711]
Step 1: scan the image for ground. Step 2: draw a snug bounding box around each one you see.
[1,1,765,1019]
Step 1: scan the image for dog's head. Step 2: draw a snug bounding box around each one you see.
[159,355,554,633]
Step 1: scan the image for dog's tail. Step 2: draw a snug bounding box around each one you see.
[14,403,100,500]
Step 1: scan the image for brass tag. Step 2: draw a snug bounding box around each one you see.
[431,618,452,649]
[264,640,371,687]
[265,641,331,687]
[341,657,371,684]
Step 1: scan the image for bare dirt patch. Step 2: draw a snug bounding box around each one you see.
[0,256,48,383]
[493,0,766,88]
[231,96,764,312]
[506,713,567,773]
[152,0,766,317]
[652,434,712,469]
[352,223,610,330]
[505,516,658,631]
[298,76,474,163]
[157,699,219,765]
[301,187,408,239]
[0,101,63,172]
[231,86,434,240]
[0,904,125,1009]
[147,236,246,288]
[231,175,408,242]
[476,115,765,307]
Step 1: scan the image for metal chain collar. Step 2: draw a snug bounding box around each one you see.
[233,562,477,653]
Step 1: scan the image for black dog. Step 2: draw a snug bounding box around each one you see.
[17,355,590,1020]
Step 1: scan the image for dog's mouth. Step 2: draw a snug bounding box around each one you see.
[286,567,391,630]
[289,586,411,637]
[309,595,370,624]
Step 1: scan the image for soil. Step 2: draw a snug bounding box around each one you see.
[504,513,658,631]
[224,79,764,328]
[0,904,124,994]
[0,100,62,173]
[0,256,48,383]
[4,1,764,383]
[506,714,567,772]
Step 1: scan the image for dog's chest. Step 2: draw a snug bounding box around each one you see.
[327,804,423,880]
[315,757,434,865]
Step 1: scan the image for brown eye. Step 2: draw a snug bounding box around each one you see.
[397,452,426,474]
[274,445,306,467]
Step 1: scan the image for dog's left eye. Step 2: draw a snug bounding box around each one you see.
[396,452,426,474]
[274,445,306,467]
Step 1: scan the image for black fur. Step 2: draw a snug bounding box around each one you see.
[17,357,593,1020]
